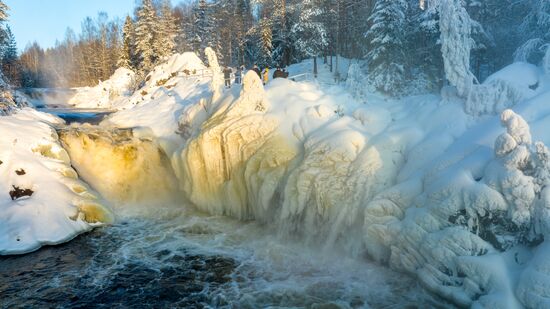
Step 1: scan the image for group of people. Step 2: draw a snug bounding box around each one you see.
[223,64,289,88]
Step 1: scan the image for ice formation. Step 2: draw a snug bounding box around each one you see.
[59,127,180,205]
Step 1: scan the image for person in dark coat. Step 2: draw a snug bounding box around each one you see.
[252,65,261,79]
[223,66,232,88]
[273,67,284,79]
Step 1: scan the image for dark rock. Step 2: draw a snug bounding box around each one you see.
[9,186,34,200]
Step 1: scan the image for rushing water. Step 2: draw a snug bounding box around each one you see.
[0,203,450,308]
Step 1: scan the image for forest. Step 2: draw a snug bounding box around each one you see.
[0,0,549,97]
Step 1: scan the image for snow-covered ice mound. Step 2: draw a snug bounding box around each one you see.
[69,67,135,109]
[0,109,113,255]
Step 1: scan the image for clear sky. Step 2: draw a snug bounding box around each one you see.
[4,0,137,51]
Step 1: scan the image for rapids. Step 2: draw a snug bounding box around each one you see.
[0,206,445,308]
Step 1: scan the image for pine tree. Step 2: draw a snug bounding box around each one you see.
[158,0,178,59]
[119,16,135,69]
[403,0,443,91]
[135,0,158,72]
[173,3,192,53]
[365,0,408,95]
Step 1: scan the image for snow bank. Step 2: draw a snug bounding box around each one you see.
[68,67,135,109]
[465,62,545,116]
[0,109,113,255]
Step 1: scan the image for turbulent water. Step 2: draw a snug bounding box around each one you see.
[0,203,447,308]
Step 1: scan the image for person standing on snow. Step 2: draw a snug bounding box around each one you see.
[253,64,261,79]
[235,66,242,84]
[223,66,232,88]
[262,67,270,85]
[273,67,284,79]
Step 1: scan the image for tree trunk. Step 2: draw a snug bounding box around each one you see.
[313,57,318,78]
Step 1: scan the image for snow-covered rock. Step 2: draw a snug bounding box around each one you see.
[69,67,135,109]
[0,109,113,255]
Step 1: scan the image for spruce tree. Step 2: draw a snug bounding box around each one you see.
[365,0,408,95]
[0,0,9,62]
[135,0,158,72]
[193,0,210,57]
[291,0,328,60]
[158,0,178,59]
[118,16,135,70]
[233,0,251,66]
[2,25,18,85]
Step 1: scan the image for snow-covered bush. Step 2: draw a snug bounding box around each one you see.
[0,74,28,116]
[345,62,368,101]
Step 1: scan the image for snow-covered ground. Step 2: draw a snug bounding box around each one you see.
[5,50,550,307]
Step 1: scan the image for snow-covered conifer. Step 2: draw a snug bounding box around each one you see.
[158,0,178,59]
[365,0,408,95]
[135,0,158,72]
[193,0,211,56]
[118,16,135,70]
[291,0,328,60]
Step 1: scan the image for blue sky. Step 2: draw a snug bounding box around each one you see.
[4,0,137,51]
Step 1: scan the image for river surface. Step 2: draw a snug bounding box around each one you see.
[38,107,113,124]
[0,204,449,309]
